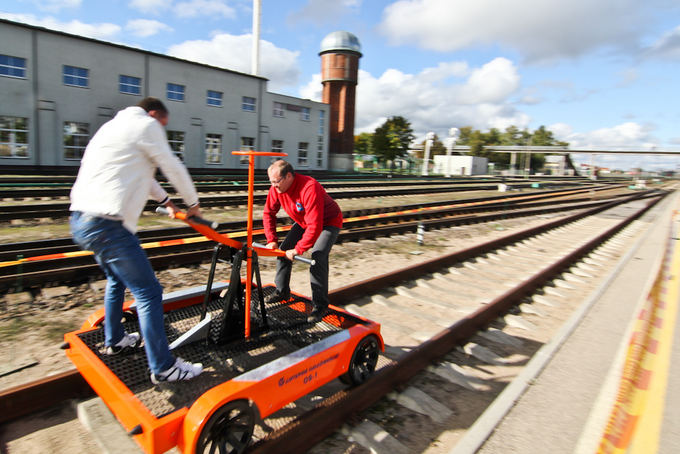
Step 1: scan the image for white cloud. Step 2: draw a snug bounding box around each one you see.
[548,122,678,171]
[128,0,169,14]
[292,0,361,23]
[126,19,173,37]
[173,0,235,19]
[167,33,300,90]
[0,13,120,40]
[459,58,520,104]
[378,0,658,62]
[301,57,528,139]
[645,25,680,59]
[33,0,81,12]
[550,121,657,148]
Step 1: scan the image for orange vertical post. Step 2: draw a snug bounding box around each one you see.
[232,150,287,338]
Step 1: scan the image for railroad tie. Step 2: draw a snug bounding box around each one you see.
[459,342,507,365]
[427,362,491,392]
[343,419,410,454]
[503,314,537,331]
[531,294,557,307]
[386,386,453,423]
[518,303,546,317]
[477,327,524,348]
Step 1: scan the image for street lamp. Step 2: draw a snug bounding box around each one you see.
[444,127,459,178]
[421,131,435,176]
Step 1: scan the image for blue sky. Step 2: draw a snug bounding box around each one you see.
[2,0,680,170]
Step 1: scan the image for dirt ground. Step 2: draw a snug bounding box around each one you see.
[0,208,575,454]
[0,212,564,391]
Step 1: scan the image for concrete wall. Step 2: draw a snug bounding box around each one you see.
[433,155,489,176]
[0,19,329,170]
[265,92,329,171]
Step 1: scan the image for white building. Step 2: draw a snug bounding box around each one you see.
[0,18,329,171]
[433,155,488,176]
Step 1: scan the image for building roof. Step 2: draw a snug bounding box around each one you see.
[319,31,362,56]
[0,18,268,81]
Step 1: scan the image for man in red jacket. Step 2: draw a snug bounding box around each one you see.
[263,160,343,322]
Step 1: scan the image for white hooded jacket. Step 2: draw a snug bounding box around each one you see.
[70,106,198,233]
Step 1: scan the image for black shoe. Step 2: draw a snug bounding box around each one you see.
[264,290,290,304]
[307,306,328,323]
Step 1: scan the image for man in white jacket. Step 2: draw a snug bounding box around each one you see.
[70,97,203,384]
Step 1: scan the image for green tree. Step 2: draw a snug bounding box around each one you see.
[371,116,415,164]
[414,134,445,159]
[354,132,373,155]
[457,126,487,155]
[455,125,570,172]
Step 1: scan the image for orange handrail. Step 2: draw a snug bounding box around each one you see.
[231,151,287,337]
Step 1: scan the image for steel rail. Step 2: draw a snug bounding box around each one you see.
[0,191,665,429]
[0,178,549,199]
[0,184,625,261]
[0,191,654,291]
[0,181,600,221]
[247,191,666,454]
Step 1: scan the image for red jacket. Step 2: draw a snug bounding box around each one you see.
[263,174,343,254]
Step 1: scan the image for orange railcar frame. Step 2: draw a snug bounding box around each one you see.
[64,150,383,453]
[64,289,383,454]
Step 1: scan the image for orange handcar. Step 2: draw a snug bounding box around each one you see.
[63,152,383,453]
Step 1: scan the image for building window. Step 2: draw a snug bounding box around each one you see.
[63,65,88,87]
[300,107,311,121]
[167,83,185,102]
[205,134,222,164]
[167,130,185,161]
[63,121,89,160]
[242,96,256,112]
[120,75,141,95]
[317,136,324,167]
[207,90,222,107]
[273,102,284,117]
[319,110,325,135]
[0,116,29,158]
[272,139,283,154]
[240,136,255,164]
[298,142,308,166]
[0,54,26,79]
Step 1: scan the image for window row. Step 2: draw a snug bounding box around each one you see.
[0,115,320,167]
[272,102,314,122]
[0,54,257,111]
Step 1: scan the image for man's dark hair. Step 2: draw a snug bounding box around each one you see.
[137,97,168,114]
[271,160,295,178]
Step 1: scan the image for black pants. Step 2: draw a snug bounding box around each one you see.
[275,223,340,308]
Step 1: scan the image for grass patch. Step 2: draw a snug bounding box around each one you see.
[43,320,80,342]
[0,316,39,340]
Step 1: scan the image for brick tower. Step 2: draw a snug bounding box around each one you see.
[319,31,362,171]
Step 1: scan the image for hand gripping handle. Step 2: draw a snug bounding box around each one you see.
[252,241,316,266]
[155,206,219,230]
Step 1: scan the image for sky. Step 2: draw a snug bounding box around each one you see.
[2,0,680,171]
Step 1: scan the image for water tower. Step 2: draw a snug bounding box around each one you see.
[319,31,362,171]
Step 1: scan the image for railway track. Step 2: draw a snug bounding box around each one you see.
[0,189,668,454]
[0,180,603,221]
[0,177,577,200]
[0,186,646,292]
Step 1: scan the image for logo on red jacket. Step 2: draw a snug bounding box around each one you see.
[296,202,304,212]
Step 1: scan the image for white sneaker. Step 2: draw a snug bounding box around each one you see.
[104,332,141,355]
[151,357,203,384]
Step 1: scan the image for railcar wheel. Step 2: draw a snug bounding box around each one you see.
[196,400,255,454]
[339,335,380,386]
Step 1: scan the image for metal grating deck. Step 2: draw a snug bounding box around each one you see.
[77,285,360,418]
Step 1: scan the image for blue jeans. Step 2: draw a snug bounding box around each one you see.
[70,211,175,374]
[276,224,340,308]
